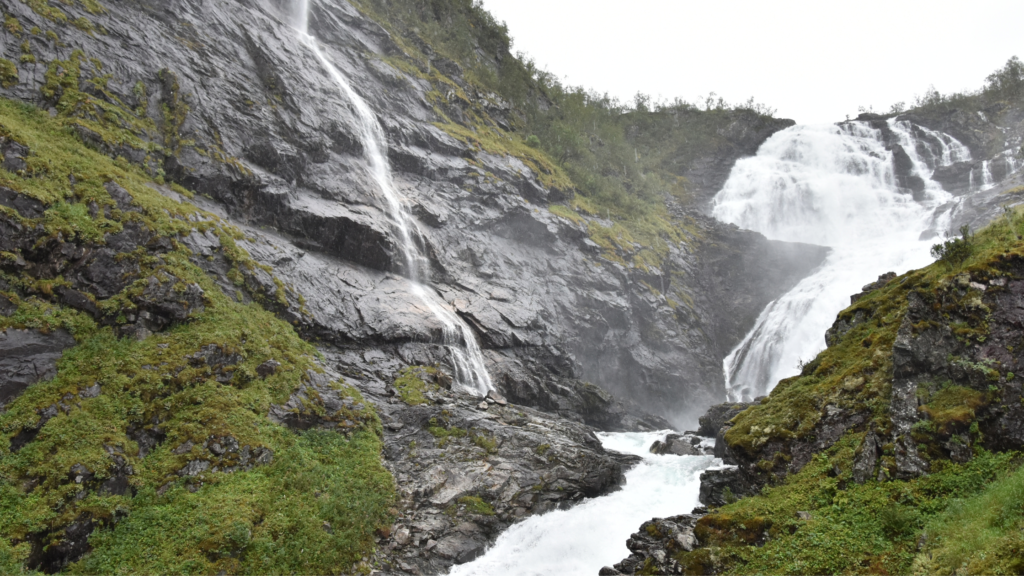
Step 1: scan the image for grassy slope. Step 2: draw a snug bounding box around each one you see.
[0,97,393,574]
[669,210,1024,575]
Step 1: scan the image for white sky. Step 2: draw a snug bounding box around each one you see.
[478,0,1024,124]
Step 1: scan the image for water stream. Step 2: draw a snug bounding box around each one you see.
[292,1,492,395]
[450,432,717,576]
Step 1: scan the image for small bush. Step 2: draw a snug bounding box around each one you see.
[931,225,974,268]
[879,504,917,540]
[0,58,17,89]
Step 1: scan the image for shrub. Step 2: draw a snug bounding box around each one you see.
[931,225,974,268]
[879,504,918,540]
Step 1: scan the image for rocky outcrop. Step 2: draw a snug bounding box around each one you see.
[608,514,703,575]
[696,401,757,438]
[649,433,713,456]
[0,328,76,409]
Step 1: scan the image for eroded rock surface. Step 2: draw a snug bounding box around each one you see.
[0,328,76,409]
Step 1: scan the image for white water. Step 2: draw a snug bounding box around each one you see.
[982,160,995,191]
[450,432,717,576]
[714,122,964,401]
[292,2,492,395]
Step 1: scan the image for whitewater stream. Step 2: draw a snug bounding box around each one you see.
[450,432,717,576]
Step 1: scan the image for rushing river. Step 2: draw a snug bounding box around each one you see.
[450,432,717,576]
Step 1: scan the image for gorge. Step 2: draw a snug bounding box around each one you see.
[1,0,1023,574]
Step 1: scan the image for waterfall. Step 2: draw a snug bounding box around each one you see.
[982,160,995,190]
[292,2,492,395]
[713,122,962,401]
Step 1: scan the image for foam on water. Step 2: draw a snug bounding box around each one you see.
[449,431,717,576]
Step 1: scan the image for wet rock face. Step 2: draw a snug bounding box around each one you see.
[0,328,76,409]
[649,433,713,456]
[610,514,703,575]
[0,0,821,428]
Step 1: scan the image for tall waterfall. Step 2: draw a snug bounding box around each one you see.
[713,121,968,401]
[292,2,492,395]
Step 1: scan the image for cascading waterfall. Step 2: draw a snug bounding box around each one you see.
[714,121,970,401]
[982,160,995,190]
[291,1,492,395]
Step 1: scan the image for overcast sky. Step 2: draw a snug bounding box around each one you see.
[478,0,1024,124]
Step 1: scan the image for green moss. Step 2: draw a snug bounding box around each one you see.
[4,14,22,36]
[548,203,584,226]
[427,425,466,448]
[392,365,439,405]
[0,97,394,573]
[0,59,17,89]
[68,430,392,575]
[534,443,550,456]
[920,385,987,433]
[674,447,1021,575]
[913,459,1024,575]
[23,0,68,24]
[471,433,498,454]
[456,495,495,516]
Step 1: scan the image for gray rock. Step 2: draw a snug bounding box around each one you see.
[699,467,754,507]
[0,328,76,409]
[852,431,881,484]
[697,401,756,437]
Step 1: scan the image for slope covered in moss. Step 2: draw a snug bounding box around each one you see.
[0,97,393,574]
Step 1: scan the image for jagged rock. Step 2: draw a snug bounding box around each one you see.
[613,514,702,575]
[699,467,754,507]
[697,401,756,437]
[257,359,281,378]
[649,433,710,456]
[850,272,897,304]
[852,430,881,484]
[0,328,77,409]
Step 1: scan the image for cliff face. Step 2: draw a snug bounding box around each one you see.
[0,0,818,427]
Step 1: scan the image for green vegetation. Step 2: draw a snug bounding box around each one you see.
[913,461,1024,575]
[931,224,975,269]
[392,365,439,405]
[456,495,495,516]
[471,432,498,454]
[0,58,17,89]
[0,97,393,573]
